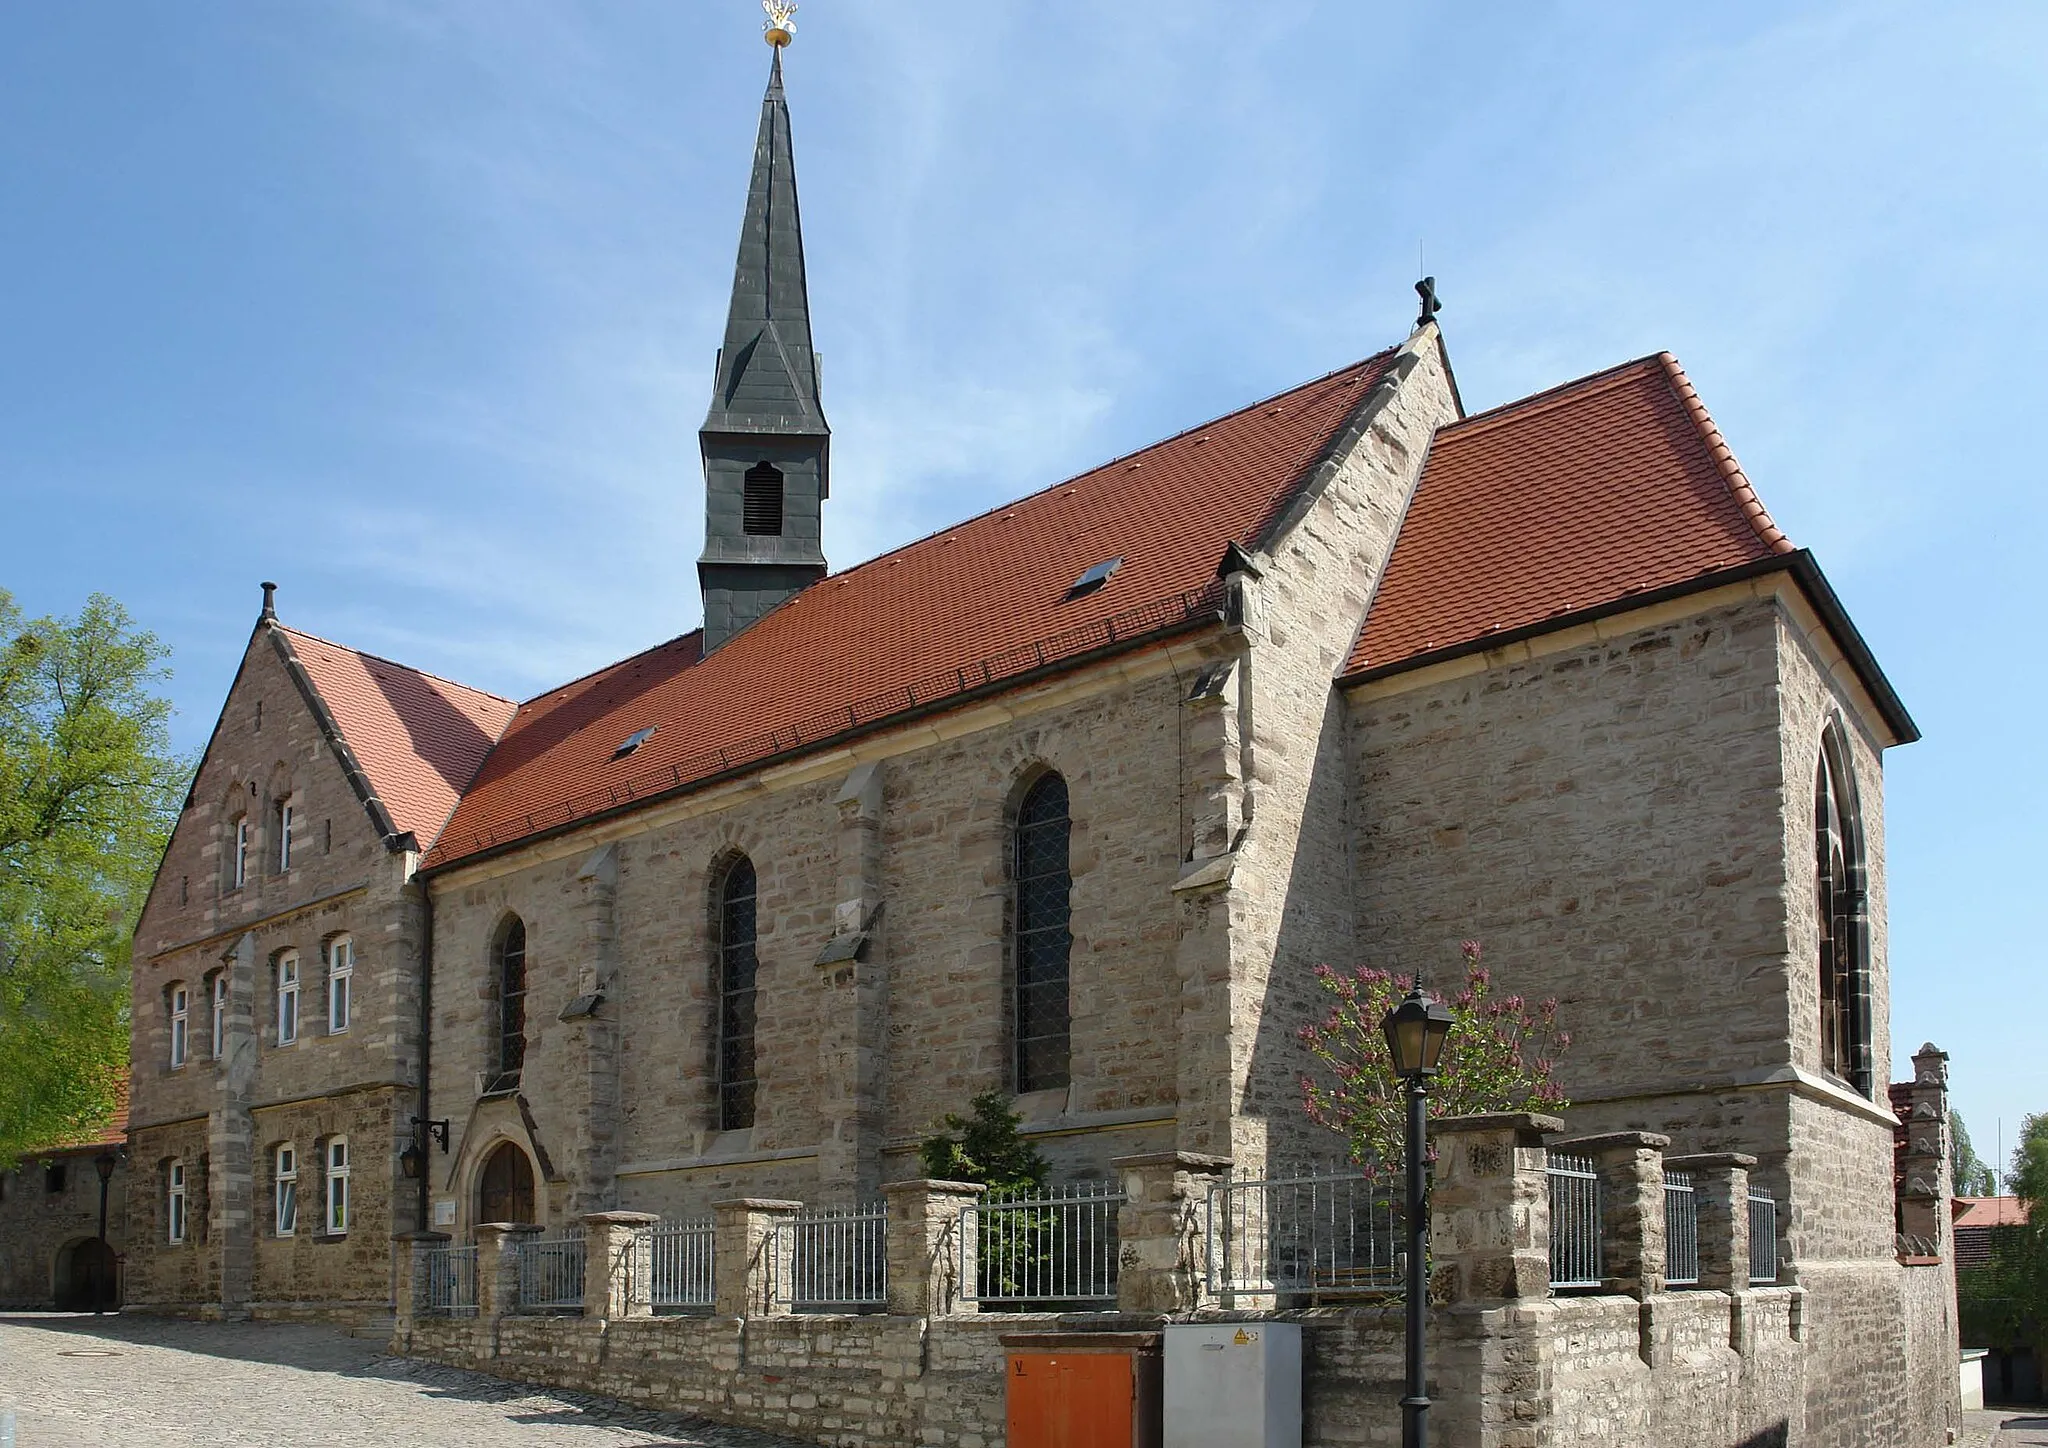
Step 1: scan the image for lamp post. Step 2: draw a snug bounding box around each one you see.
[92,1152,118,1315]
[1381,984,1454,1448]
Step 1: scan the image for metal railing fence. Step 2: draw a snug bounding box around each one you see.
[646,1217,716,1312]
[1548,1153,1603,1289]
[1204,1170,1402,1298]
[516,1228,587,1312]
[1748,1191,1779,1284]
[1663,1171,1700,1287]
[771,1205,887,1312]
[425,1244,479,1317]
[963,1182,1124,1309]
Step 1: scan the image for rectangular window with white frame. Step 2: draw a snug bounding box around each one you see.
[324,1138,349,1235]
[277,795,294,873]
[211,972,228,1059]
[327,936,353,1035]
[232,815,248,889]
[274,1144,297,1237]
[169,984,189,1068]
[276,951,299,1045]
[168,1160,187,1244]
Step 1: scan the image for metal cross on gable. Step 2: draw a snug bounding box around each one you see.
[1415,275,1443,329]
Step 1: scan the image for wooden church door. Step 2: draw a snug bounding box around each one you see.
[478,1142,535,1225]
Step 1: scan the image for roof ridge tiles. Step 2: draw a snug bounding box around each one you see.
[274,623,519,706]
[1435,354,1670,439]
[807,345,1405,588]
[512,630,706,713]
[1652,351,1795,555]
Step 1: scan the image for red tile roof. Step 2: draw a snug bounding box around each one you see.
[1344,353,1794,677]
[280,627,518,847]
[421,347,1404,869]
[1954,1197,2030,1230]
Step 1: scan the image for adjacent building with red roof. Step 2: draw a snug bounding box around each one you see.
[116,35,1956,1448]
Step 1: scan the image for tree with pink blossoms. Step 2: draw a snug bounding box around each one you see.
[1299,941,1571,1175]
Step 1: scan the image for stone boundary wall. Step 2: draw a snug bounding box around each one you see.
[387,1124,1945,1447]
[395,1290,1822,1448]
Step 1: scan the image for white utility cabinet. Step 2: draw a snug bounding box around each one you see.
[1163,1321,1302,1447]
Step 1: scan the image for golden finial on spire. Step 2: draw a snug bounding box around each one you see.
[762,0,797,47]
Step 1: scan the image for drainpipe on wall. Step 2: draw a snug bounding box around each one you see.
[416,878,434,1234]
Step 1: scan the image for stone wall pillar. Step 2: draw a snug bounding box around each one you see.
[817,763,888,1203]
[1553,1131,1670,1298]
[475,1222,539,1317]
[210,931,259,1318]
[563,844,622,1216]
[1429,1113,1563,1303]
[1113,1151,1234,1314]
[881,1179,983,1317]
[1665,1153,1755,1293]
[396,1229,452,1329]
[1171,647,1255,1170]
[1898,1043,1951,1258]
[712,1198,801,1318]
[581,1210,658,1319]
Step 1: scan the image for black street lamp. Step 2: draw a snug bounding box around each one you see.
[93,1151,119,1315]
[1381,985,1455,1448]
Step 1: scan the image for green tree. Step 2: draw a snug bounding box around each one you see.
[2010,1112,2048,1206]
[1953,1110,1999,1197]
[0,590,185,1165]
[1959,1113,2048,1362]
[919,1091,1059,1305]
[918,1089,1049,1190]
[1299,941,1571,1174]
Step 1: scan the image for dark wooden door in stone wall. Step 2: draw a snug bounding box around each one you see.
[479,1143,535,1225]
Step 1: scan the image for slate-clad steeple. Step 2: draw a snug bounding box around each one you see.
[699,47,830,651]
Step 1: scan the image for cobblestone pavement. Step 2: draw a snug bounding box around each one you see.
[0,1314,818,1448]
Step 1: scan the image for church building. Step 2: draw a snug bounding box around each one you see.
[121,25,1954,1443]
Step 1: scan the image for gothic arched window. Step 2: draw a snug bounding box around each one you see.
[715,857,760,1130]
[492,917,527,1092]
[1013,772,1073,1093]
[743,462,785,536]
[1815,728,1871,1096]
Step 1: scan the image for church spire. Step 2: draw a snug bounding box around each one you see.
[698,18,830,652]
[703,45,825,437]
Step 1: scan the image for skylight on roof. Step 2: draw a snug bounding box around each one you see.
[1068,557,1124,598]
[612,726,657,760]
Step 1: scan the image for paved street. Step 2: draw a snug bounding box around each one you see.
[1972,1408,2048,1447]
[0,1315,814,1448]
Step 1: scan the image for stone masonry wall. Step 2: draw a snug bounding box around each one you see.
[0,1151,129,1309]
[1188,328,1460,1175]
[1339,585,1946,1444]
[399,1288,1830,1448]
[124,1116,211,1309]
[425,654,1205,1231]
[126,621,420,1317]
[1345,595,1796,1105]
[247,1084,406,1316]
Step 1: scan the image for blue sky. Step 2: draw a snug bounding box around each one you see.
[3,2,2041,1173]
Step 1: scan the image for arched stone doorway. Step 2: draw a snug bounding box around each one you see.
[477,1142,535,1226]
[54,1238,119,1312]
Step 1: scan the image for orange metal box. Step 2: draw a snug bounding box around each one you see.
[1002,1332,1162,1448]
